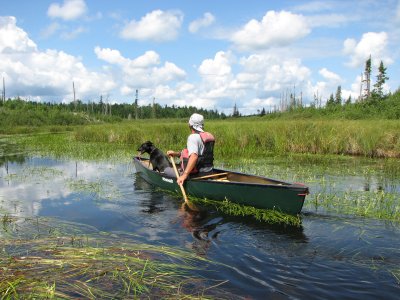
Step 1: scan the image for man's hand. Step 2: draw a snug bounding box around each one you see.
[167,150,179,157]
[177,172,189,185]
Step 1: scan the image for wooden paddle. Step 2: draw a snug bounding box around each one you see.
[169,155,198,211]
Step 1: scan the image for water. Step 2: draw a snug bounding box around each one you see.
[1,153,400,299]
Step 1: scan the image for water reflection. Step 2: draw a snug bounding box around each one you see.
[1,150,400,299]
[134,175,166,214]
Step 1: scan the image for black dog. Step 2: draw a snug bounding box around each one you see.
[137,141,171,172]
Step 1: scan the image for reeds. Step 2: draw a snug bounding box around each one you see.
[0,216,228,299]
[10,118,400,159]
[67,119,400,158]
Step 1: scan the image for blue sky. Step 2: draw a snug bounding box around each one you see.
[1,0,399,115]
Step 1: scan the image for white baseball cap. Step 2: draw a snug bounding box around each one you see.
[188,113,204,132]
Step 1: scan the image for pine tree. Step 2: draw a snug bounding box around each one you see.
[372,60,389,99]
[326,93,335,107]
[232,102,240,117]
[335,85,342,105]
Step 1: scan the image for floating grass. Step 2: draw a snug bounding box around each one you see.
[307,190,400,222]
[197,198,302,227]
[0,216,230,299]
[160,190,302,227]
[66,178,122,201]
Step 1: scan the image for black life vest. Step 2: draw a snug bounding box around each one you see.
[180,132,215,174]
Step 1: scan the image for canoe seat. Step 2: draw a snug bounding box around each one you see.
[192,172,229,181]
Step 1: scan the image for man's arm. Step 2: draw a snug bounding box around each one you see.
[167,150,180,157]
[177,153,198,185]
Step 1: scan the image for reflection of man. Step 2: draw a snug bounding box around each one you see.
[167,113,215,185]
[177,203,212,256]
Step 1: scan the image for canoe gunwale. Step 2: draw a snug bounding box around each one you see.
[133,156,309,192]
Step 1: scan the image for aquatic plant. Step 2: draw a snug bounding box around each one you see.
[66,178,122,200]
[0,216,230,299]
[161,190,302,227]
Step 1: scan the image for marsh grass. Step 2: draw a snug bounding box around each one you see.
[0,216,229,299]
[199,198,302,227]
[10,119,400,160]
[308,190,400,221]
[67,119,400,158]
[161,190,302,227]
[67,178,122,200]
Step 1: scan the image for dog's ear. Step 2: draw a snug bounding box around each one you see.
[145,141,153,146]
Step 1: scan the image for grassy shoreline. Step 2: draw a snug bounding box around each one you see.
[3,118,400,158]
[60,119,400,158]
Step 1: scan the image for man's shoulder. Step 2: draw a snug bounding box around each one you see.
[187,133,202,144]
[188,133,201,139]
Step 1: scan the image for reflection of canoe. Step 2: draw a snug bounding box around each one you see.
[133,157,309,215]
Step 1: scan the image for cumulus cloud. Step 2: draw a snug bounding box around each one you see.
[198,51,234,98]
[47,0,87,21]
[231,10,310,51]
[343,31,392,68]
[0,16,115,101]
[319,68,341,82]
[95,46,186,98]
[94,47,127,65]
[237,54,311,93]
[189,12,215,33]
[0,16,37,52]
[120,10,183,42]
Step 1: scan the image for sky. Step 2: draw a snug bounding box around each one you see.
[1,0,399,115]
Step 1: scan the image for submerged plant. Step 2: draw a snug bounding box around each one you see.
[0,216,230,299]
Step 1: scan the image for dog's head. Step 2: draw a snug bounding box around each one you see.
[137,141,154,155]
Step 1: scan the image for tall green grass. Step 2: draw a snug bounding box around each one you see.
[69,119,400,158]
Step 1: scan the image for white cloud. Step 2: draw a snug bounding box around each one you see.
[198,51,232,77]
[238,54,311,92]
[343,31,392,68]
[0,17,115,101]
[198,51,233,97]
[231,10,310,51]
[189,12,215,33]
[95,46,186,99]
[129,51,160,68]
[120,10,183,42]
[319,68,341,82]
[0,17,37,52]
[47,0,87,21]
[94,47,127,65]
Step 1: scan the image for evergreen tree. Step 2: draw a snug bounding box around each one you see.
[232,102,240,117]
[372,60,389,99]
[326,93,335,107]
[335,85,342,105]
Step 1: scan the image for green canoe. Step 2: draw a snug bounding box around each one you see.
[133,156,309,214]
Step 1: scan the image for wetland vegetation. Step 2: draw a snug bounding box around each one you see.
[1,88,400,298]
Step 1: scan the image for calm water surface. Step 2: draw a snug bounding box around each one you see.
[1,154,400,299]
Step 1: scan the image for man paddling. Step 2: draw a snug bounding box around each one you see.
[166,113,215,185]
